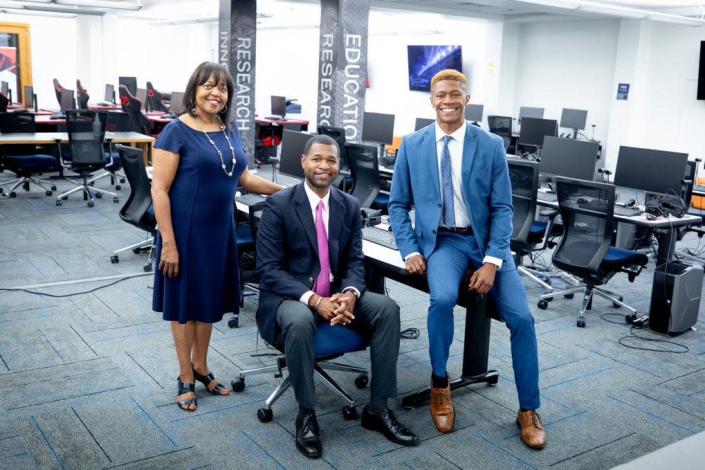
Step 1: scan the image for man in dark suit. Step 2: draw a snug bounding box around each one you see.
[256,135,418,459]
[389,70,546,449]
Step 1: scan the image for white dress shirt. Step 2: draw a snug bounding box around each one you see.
[299,182,360,305]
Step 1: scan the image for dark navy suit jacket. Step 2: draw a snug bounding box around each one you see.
[255,183,366,346]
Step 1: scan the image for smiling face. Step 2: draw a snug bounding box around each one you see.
[195,74,228,117]
[431,79,469,131]
[301,142,340,191]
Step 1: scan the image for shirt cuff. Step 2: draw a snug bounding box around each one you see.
[342,286,360,299]
[483,256,503,269]
[404,251,421,261]
[300,291,315,306]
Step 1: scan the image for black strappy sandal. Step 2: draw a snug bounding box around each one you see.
[176,377,197,411]
[193,368,230,395]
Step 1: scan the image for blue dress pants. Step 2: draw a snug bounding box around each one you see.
[426,232,541,410]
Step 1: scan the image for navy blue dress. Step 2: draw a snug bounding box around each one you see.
[152,119,248,324]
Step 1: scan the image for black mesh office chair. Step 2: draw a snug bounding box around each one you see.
[76,80,90,109]
[488,115,513,153]
[146,81,167,112]
[346,142,388,211]
[0,112,59,197]
[317,125,353,191]
[52,78,65,108]
[55,110,120,207]
[537,177,648,327]
[0,91,9,112]
[110,145,155,272]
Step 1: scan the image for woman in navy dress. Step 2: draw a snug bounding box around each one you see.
[151,62,283,411]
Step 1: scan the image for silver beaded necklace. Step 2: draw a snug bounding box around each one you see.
[194,115,237,177]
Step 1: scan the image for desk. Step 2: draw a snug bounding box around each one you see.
[0,131,155,165]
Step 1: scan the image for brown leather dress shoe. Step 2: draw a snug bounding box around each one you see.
[430,384,455,433]
[516,410,547,449]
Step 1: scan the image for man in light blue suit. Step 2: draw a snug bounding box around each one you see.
[388,69,546,449]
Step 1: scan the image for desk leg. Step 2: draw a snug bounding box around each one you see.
[654,227,677,269]
[401,296,499,408]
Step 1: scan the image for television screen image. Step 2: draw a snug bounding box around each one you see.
[407,45,462,92]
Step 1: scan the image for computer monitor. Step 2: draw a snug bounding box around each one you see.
[104,84,115,103]
[518,117,557,148]
[169,91,185,115]
[560,108,588,131]
[60,89,75,112]
[519,106,544,120]
[465,104,483,122]
[271,95,286,118]
[415,117,435,131]
[24,85,34,109]
[118,76,137,96]
[279,129,311,179]
[614,146,688,196]
[136,88,147,110]
[362,112,395,145]
[540,136,599,181]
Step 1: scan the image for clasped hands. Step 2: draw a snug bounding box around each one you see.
[309,292,357,326]
[405,254,498,295]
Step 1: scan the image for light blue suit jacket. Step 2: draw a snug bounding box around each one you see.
[388,123,515,268]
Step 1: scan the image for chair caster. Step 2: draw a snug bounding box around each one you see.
[486,374,499,386]
[228,316,239,328]
[87,201,95,208]
[111,255,119,264]
[143,263,152,272]
[537,300,549,310]
[61,196,68,200]
[45,190,52,196]
[51,185,57,191]
[95,192,102,199]
[0,188,4,194]
[9,191,16,198]
[120,177,126,183]
[342,406,358,420]
[132,247,141,254]
[113,197,119,203]
[613,297,623,308]
[577,317,586,328]
[56,200,62,206]
[564,293,574,299]
[232,378,245,392]
[257,407,273,423]
[115,185,121,191]
[354,374,368,389]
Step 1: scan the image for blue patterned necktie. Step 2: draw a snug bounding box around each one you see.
[441,135,456,227]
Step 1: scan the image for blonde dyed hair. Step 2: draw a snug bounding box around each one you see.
[430,69,468,91]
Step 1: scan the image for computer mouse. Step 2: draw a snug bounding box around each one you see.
[625,198,636,207]
[646,213,657,220]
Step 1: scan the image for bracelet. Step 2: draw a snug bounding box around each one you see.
[314,295,323,312]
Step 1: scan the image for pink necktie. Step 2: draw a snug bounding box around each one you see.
[314,200,331,297]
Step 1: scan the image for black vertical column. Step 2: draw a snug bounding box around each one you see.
[219,0,257,168]
[316,0,370,142]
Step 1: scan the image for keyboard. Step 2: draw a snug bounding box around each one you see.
[537,192,557,202]
[236,193,266,206]
[614,205,643,217]
[97,102,114,106]
[362,226,397,250]
[577,200,609,212]
[49,114,65,120]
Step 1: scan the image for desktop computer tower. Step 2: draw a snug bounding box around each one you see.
[648,262,703,335]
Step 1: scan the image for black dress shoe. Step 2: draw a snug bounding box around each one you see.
[295,412,322,459]
[361,407,420,446]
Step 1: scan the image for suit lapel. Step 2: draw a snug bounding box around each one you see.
[294,184,318,256]
[461,124,479,193]
[423,126,441,199]
[327,189,344,271]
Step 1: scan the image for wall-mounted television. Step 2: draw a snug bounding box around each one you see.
[407,45,462,92]
[698,41,705,100]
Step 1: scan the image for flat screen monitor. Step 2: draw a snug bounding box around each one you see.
[169,91,185,115]
[279,129,311,179]
[518,117,557,148]
[118,76,137,96]
[24,85,34,108]
[136,88,147,110]
[614,146,688,196]
[60,89,75,112]
[407,45,462,92]
[271,95,286,118]
[519,106,544,120]
[465,104,483,122]
[415,117,435,131]
[560,108,588,130]
[540,136,599,180]
[698,41,705,100]
[362,112,395,144]
[104,84,114,103]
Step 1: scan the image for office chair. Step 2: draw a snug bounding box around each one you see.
[119,85,150,134]
[146,81,167,112]
[346,142,388,211]
[0,112,59,198]
[110,145,155,272]
[232,323,369,422]
[676,160,705,262]
[488,115,513,153]
[55,110,120,207]
[537,177,648,327]
[0,92,8,112]
[317,125,353,191]
[52,79,65,108]
[76,80,90,109]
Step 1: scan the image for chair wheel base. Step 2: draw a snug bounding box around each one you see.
[257,407,273,423]
[9,192,16,198]
[486,374,499,386]
[232,378,245,392]
[342,406,357,420]
[577,317,586,328]
[537,300,549,310]
[143,263,152,272]
[354,374,368,389]
[51,185,57,191]
[111,255,119,264]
